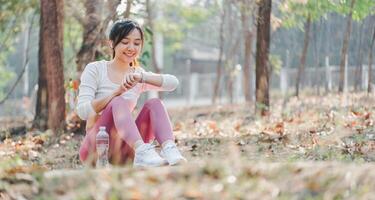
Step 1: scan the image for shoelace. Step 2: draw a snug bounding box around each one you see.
[163,144,178,152]
[139,144,157,154]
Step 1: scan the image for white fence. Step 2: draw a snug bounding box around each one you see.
[163,64,373,107]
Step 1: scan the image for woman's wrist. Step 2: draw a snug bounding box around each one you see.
[141,72,147,83]
[112,90,121,97]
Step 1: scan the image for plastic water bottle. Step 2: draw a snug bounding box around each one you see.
[96,126,109,167]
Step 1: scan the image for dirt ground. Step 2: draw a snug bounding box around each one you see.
[1,93,375,199]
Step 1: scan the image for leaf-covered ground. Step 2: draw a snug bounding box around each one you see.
[1,93,375,199]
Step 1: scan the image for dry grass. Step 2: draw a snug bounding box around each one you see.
[1,93,375,199]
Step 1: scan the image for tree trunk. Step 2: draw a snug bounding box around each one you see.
[212,0,226,104]
[240,2,253,103]
[255,0,271,115]
[75,0,120,74]
[368,26,375,93]
[354,22,364,91]
[313,19,322,95]
[338,0,356,93]
[96,0,121,60]
[324,15,331,94]
[226,37,241,104]
[75,0,103,73]
[124,0,133,18]
[34,5,49,130]
[295,15,311,97]
[37,0,65,132]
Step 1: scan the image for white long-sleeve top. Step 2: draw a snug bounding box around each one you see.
[76,60,179,120]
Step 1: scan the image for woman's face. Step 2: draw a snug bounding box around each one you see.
[113,28,142,64]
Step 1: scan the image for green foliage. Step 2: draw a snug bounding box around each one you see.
[139,26,153,70]
[0,0,38,52]
[0,0,38,22]
[280,0,334,29]
[332,0,375,21]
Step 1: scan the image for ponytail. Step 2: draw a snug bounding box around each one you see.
[130,59,139,68]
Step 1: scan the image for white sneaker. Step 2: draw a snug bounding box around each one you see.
[160,141,187,165]
[133,143,167,168]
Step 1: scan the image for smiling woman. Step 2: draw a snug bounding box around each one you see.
[76,19,186,168]
[109,20,144,66]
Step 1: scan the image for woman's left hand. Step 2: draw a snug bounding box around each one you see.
[123,73,142,89]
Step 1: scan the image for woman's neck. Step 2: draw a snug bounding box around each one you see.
[109,59,131,72]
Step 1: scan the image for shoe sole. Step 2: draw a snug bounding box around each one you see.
[167,157,187,166]
[133,161,168,168]
[160,151,187,166]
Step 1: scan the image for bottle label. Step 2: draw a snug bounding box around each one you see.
[96,139,109,145]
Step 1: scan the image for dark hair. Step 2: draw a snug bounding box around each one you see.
[109,19,144,61]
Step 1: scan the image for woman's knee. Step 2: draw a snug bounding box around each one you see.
[144,98,164,108]
[79,145,92,164]
[109,96,132,109]
[79,146,88,162]
[79,142,98,166]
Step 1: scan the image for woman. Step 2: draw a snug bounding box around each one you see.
[76,19,186,167]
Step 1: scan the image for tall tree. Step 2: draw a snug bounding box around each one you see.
[238,0,255,103]
[34,0,65,131]
[212,0,227,104]
[354,21,364,91]
[73,0,121,73]
[295,15,311,97]
[74,0,103,73]
[255,0,271,115]
[280,0,333,97]
[338,0,356,93]
[368,26,375,93]
[222,0,241,104]
[333,0,374,92]
[124,0,133,18]
[312,19,322,95]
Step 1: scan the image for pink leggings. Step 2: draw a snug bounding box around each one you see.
[79,97,174,165]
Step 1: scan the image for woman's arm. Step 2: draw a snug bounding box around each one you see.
[76,63,126,120]
[123,68,179,92]
[76,64,98,120]
[141,71,179,92]
[91,86,125,113]
[143,73,163,87]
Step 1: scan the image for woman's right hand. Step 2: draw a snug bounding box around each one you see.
[112,72,142,97]
[113,84,127,97]
[123,72,141,89]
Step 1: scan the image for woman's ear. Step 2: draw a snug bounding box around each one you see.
[108,40,114,49]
